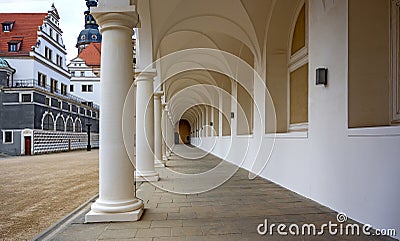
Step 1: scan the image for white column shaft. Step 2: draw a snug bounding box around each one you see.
[154,92,164,166]
[162,105,168,160]
[136,73,159,181]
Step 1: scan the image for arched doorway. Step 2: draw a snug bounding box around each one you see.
[175,119,191,144]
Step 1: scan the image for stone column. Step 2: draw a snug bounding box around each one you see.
[135,71,159,182]
[86,6,143,223]
[166,110,174,156]
[162,103,168,161]
[154,91,164,167]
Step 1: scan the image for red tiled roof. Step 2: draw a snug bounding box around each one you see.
[0,13,47,57]
[78,42,101,67]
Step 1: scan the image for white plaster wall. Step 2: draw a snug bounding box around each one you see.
[193,0,400,239]
[70,80,101,105]
[4,58,34,80]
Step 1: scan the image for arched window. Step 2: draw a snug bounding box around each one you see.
[42,113,54,131]
[66,118,73,132]
[288,3,308,131]
[56,116,65,132]
[75,119,82,132]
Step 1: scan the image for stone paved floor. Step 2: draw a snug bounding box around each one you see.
[50,145,397,241]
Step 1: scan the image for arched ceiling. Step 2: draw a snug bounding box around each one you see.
[147,0,275,64]
[136,0,302,127]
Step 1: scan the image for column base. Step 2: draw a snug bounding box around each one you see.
[162,155,168,161]
[154,159,165,168]
[135,170,159,182]
[85,198,144,223]
[85,208,143,223]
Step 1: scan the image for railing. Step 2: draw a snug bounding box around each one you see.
[6,79,100,110]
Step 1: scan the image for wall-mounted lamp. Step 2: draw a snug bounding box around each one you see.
[231,112,235,119]
[210,122,213,126]
[316,68,328,86]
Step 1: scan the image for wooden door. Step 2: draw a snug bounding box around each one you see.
[24,137,31,156]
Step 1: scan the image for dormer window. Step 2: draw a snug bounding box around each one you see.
[8,40,22,52]
[2,21,14,32]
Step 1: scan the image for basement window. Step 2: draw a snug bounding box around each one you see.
[3,131,13,144]
[21,94,32,103]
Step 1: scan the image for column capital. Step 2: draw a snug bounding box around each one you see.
[154,91,164,98]
[135,69,157,82]
[92,10,138,33]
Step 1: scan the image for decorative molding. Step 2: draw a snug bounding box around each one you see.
[289,49,309,72]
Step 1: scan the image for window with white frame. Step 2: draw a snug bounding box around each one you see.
[50,79,58,93]
[42,114,53,130]
[45,47,53,61]
[61,83,67,95]
[38,72,47,87]
[82,84,93,92]
[392,0,400,123]
[2,21,14,32]
[3,131,13,144]
[8,40,21,52]
[288,2,309,131]
[56,54,63,67]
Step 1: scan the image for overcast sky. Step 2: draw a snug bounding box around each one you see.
[0,0,87,62]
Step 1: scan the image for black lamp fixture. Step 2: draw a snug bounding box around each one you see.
[86,122,92,151]
[316,67,328,86]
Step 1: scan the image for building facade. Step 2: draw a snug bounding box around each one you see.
[68,42,101,106]
[0,5,99,156]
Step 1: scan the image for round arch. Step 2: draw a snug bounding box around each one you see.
[41,112,54,131]
[55,114,66,132]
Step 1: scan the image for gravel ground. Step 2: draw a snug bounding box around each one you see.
[0,150,99,241]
